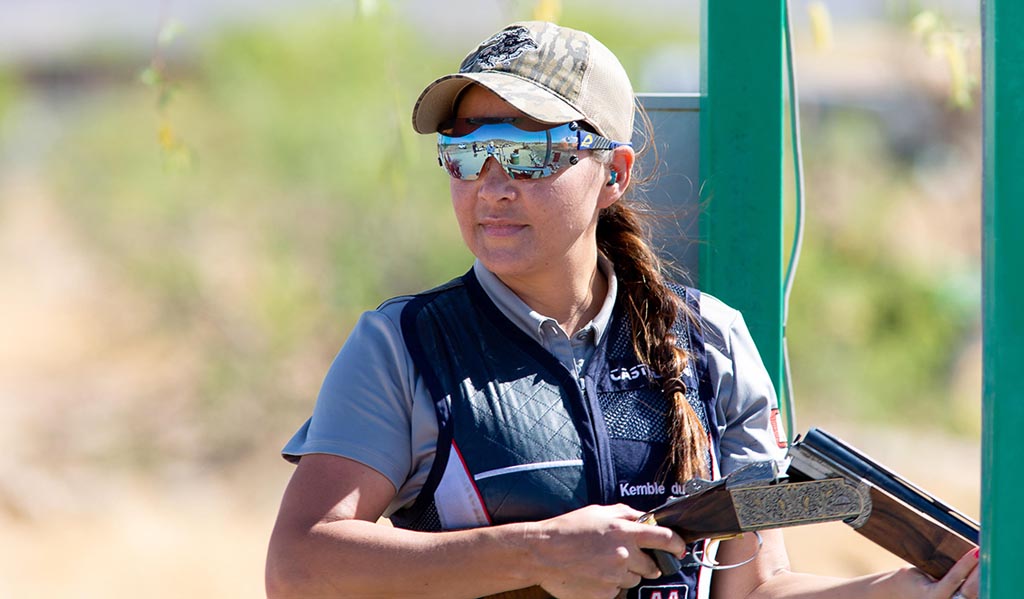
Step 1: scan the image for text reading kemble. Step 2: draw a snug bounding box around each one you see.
[620,481,687,497]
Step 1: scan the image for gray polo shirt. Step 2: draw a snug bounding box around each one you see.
[284,259,786,517]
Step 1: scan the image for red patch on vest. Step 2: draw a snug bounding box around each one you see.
[770,408,788,448]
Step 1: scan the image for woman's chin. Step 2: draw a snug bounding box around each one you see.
[475,253,537,280]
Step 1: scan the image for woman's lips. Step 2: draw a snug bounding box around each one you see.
[479,221,527,237]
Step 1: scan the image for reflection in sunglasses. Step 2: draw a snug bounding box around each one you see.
[437,121,628,181]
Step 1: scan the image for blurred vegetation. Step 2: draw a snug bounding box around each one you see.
[29,4,980,477]
[0,69,16,122]
[787,102,980,432]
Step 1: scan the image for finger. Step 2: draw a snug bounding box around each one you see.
[934,547,980,595]
[632,523,687,557]
[608,502,647,521]
[957,556,981,598]
[617,570,642,590]
[607,543,660,582]
[628,548,664,580]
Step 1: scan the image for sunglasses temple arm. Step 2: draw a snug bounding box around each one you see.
[577,132,632,151]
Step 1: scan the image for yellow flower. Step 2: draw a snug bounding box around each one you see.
[158,122,177,151]
[808,1,833,52]
[532,0,561,23]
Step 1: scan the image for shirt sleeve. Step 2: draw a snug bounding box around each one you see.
[700,294,788,476]
[282,303,418,491]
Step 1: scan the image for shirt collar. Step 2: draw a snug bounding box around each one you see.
[472,256,618,346]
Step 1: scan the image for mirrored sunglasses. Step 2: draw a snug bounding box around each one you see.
[436,117,631,181]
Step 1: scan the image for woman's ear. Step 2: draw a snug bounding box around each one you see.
[598,146,635,209]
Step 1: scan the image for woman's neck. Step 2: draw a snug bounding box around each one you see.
[495,253,607,336]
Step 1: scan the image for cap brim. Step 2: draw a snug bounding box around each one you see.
[412,71,586,134]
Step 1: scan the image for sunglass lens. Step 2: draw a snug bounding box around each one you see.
[439,122,579,180]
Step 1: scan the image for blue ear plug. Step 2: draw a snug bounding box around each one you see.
[607,170,618,186]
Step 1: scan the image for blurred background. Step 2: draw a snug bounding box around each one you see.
[0,0,981,596]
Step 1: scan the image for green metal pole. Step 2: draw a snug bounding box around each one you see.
[699,1,785,398]
[981,0,1024,595]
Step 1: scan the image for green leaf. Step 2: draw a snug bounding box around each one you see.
[138,66,160,87]
[159,19,185,46]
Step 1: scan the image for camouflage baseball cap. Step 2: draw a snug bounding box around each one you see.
[412,21,635,143]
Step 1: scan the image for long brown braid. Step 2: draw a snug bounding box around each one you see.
[593,105,709,484]
[596,203,710,484]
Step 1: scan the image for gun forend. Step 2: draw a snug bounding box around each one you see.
[786,428,979,579]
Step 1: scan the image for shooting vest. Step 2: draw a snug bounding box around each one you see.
[390,270,722,599]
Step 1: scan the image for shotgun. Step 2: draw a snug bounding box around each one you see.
[485,429,979,598]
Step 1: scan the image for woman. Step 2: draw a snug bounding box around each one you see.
[266,21,980,599]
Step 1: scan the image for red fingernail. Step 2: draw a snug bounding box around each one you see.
[973,547,980,558]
